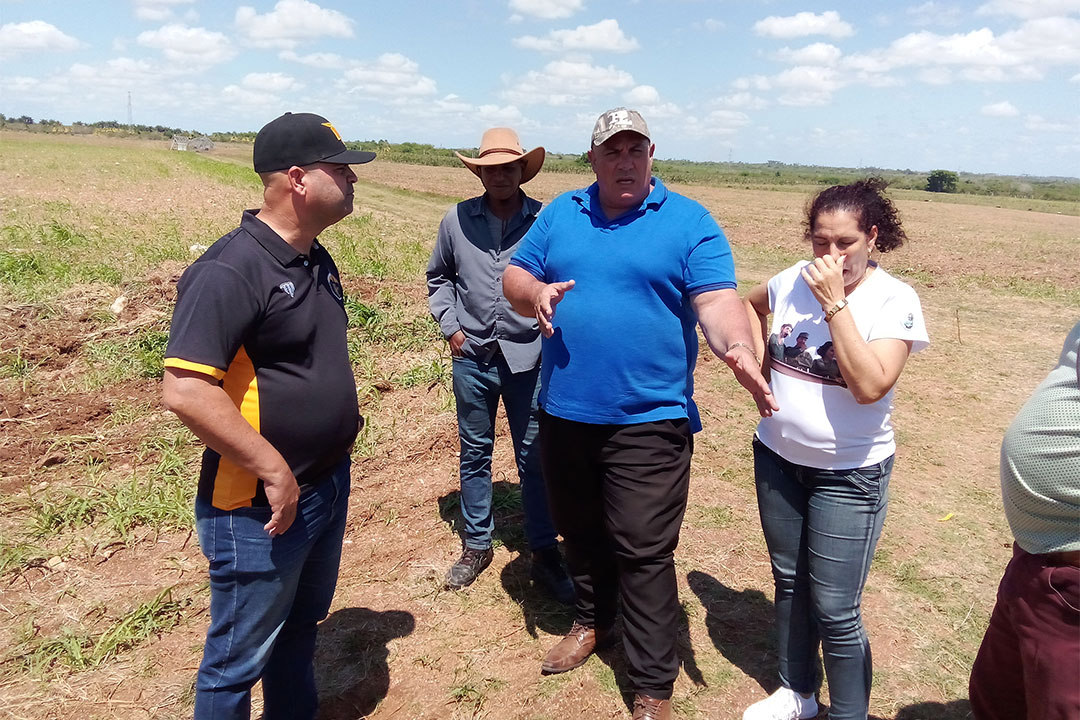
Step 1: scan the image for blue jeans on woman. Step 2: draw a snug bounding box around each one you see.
[753,437,893,720]
[194,455,351,720]
[452,355,557,551]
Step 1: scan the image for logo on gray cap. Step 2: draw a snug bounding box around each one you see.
[592,107,651,146]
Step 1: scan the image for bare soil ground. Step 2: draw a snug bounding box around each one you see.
[0,133,1077,720]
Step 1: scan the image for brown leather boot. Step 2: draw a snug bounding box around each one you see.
[631,694,671,720]
[540,622,611,674]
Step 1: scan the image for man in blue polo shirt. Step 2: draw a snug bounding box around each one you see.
[162,112,372,720]
[504,107,777,720]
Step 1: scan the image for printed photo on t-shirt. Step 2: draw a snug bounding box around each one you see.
[767,322,846,387]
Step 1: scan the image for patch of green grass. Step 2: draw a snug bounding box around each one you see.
[689,504,734,530]
[491,483,523,514]
[0,539,49,576]
[8,586,190,676]
[963,273,1080,305]
[328,213,431,282]
[28,465,194,541]
[396,358,450,389]
[173,150,263,190]
[82,329,171,385]
[0,347,36,380]
[344,297,442,351]
[589,658,620,695]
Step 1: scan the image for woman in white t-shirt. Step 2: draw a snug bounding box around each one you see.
[740,179,930,720]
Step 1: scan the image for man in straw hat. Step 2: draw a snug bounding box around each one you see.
[427,127,573,602]
[163,112,373,718]
[504,108,776,720]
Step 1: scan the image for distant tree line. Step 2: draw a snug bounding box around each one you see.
[3,113,1075,203]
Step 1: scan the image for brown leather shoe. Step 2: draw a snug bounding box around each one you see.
[541,622,611,674]
[631,694,671,720]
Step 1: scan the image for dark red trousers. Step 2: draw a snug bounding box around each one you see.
[538,412,692,699]
[969,543,1080,720]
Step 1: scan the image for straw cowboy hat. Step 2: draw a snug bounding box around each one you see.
[454,127,545,184]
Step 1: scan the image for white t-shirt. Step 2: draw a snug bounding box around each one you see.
[756,261,930,469]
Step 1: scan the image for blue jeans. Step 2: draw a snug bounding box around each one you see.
[452,355,557,551]
[194,456,351,720]
[753,437,892,720]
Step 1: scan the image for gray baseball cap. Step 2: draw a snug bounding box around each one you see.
[591,107,651,146]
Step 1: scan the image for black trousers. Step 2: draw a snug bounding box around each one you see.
[538,411,692,698]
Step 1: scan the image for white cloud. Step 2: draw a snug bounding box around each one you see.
[774,66,845,106]
[342,53,437,97]
[981,101,1019,116]
[625,85,660,105]
[713,92,769,110]
[843,19,1080,81]
[918,67,953,84]
[241,72,301,92]
[508,0,583,20]
[0,20,79,58]
[1000,17,1080,65]
[1072,72,1080,82]
[235,0,354,49]
[754,11,854,39]
[703,19,725,32]
[132,0,196,22]
[136,24,236,67]
[732,74,773,91]
[514,19,639,53]
[279,50,347,67]
[221,85,280,107]
[1024,114,1074,131]
[775,43,842,66]
[503,60,635,106]
[907,2,964,27]
[977,0,1080,19]
[702,110,751,135]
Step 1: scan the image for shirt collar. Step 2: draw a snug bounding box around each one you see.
[241,209,320,266]
[465,191,541,222]
[574,176,667,221]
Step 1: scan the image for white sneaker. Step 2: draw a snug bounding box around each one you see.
[742,687,818,720]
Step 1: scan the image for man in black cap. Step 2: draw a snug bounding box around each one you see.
[162,112,373,719]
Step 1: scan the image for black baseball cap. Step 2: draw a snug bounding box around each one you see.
[253,112,375,173]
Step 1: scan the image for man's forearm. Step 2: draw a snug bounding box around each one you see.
[162,368,294,485]
[503,264,543,317]
[693,288,756,358]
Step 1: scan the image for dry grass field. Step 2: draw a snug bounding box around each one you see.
[0,131,1077,720]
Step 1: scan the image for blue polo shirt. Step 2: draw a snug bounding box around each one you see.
[509,177,735,430]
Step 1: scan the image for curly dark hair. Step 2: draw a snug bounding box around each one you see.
[803,177,907,253]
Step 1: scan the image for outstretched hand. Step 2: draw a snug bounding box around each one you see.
[535,280,576,338]
[724,345,779,417]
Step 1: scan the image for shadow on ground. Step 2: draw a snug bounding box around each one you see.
[893,699,973,720]
[686,570,778,691]
[438,480,574,637]
[313,606,415,719]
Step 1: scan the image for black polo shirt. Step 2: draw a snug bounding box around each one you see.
[164,210,359,510]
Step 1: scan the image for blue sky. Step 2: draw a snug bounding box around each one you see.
[1,0,1078,177]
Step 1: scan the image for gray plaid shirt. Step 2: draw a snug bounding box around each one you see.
[426,193,542,373]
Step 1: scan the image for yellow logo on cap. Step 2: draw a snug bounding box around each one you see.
[322,122,342,141]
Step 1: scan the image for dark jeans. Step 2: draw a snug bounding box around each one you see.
[452,355,557,551]
[539,412,692,698]
[969,543,1080,720]
[753,437,892,720]
[194,456,351,720]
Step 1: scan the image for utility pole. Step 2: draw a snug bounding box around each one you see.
[127,91,133,131]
